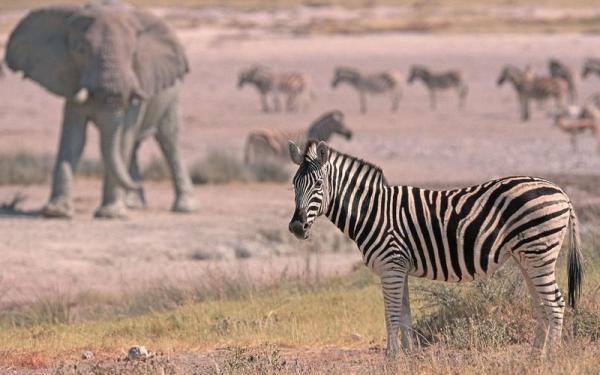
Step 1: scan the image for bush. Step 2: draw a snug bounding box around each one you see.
[0,151,52,185]
[190,151,290,185]
[413,265,532,350]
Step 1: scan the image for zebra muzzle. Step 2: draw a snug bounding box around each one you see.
[289,208,310,239]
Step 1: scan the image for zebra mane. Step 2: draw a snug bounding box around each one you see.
[303,140,388,186]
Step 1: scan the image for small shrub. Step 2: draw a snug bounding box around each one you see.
[0,150,51,185]
[414,265,532,350]
[246,161,289,183]
[190,152,248,185]
[189,248,223,261]
[142,157,170,181]
[572,308,600,341]
[77,159,104,178]
[190,151,290,185]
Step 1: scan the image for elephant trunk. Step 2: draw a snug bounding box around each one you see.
[99,116,140,191]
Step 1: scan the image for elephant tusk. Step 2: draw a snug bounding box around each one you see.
[73,88,89,104]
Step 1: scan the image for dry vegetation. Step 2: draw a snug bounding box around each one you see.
[0,150,289,187]
[0,227,599,373]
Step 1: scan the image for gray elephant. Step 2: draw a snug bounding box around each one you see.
[5,1,196,218]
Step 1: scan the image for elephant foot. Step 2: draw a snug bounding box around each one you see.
[171,194,197,213]
[42,198,74,219]
[125,190,146,210]
[94,202,127,219]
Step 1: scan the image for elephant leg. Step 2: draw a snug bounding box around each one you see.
[43,101,88,219]
[94,172,127,218]
[93,105,141,219]
[156,105,196,213]
[125,140,146,209]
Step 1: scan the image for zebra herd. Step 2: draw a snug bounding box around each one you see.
[237,58,595,358]
[238,64,469,114]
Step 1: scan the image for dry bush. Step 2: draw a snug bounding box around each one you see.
[0,150,52,185]
[413,265,533,350]
[142,156,170,181]
[0,150,103,185]
[190,151,289,185]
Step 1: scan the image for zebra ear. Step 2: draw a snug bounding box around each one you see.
[289,141,303,165]
[316,141,329,166]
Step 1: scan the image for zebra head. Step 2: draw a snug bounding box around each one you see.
[581,58,599,79]
[497,65,521,86]
[331,67,358,88]
[407,65,427,84]
[238,65,265,88]
[288,141,331,240]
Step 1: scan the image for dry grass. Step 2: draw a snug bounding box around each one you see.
[0,150,103,186]
[0,240,599,372]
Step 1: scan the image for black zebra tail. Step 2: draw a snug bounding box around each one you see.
[567,206,584,309]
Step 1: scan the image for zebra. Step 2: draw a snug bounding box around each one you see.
[549,59,576,103]
[331,66,402,114]
[407,65,468,110]
[288,140,583,358]
[244,110,352,164]
[238,65,313,113]
[581,58,600,80]
[497,65,568,121]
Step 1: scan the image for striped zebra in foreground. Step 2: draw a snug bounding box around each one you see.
[244,110,352,164]
[288,140,583,357]
[497,65,568,121]
[407,65,468,110]
[581,58,600,80]
[549,59,576,103]
[238,65,313,112]
[331,66,403,114]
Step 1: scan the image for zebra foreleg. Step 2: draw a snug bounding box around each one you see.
[359,92,367,114]
[399,279,414,351]
[381,266,409,358]
[429,89,436,110]
[391,89,401,112]
[260,93,270,112]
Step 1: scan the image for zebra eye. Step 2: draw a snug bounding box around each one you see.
[315,180,323,189]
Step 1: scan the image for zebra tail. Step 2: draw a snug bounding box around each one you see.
[567,205,584,309]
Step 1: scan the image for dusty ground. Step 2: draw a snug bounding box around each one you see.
[2,4,600,373]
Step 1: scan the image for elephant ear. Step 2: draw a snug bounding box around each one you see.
[132,10,189,96]
[5,7,82,97]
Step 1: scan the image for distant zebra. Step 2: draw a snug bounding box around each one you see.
[331,66,402,114]
[288,141,583,358]
[582,58,600,80]
[238,65,313,112]
[549,59,576,103]
[244,110,351,164]
[497,65,568,121]
[407,65,468,110]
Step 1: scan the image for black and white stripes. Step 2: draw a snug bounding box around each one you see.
[288,141,583,357]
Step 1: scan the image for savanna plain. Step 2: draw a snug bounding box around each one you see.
[1,1,600,374]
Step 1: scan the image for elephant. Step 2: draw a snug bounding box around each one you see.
[5,1,197,218]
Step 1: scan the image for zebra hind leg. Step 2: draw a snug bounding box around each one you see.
[515,259,549,353]
[515,244,566,355]
[399,279,414,351]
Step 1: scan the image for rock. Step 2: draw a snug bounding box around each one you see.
[127,345,149,361]
[81,351,94,360]
[350,332,362,341]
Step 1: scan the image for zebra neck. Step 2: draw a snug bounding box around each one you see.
[325,151,387,240]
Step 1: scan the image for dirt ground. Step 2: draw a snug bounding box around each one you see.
[2,4,600,373]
